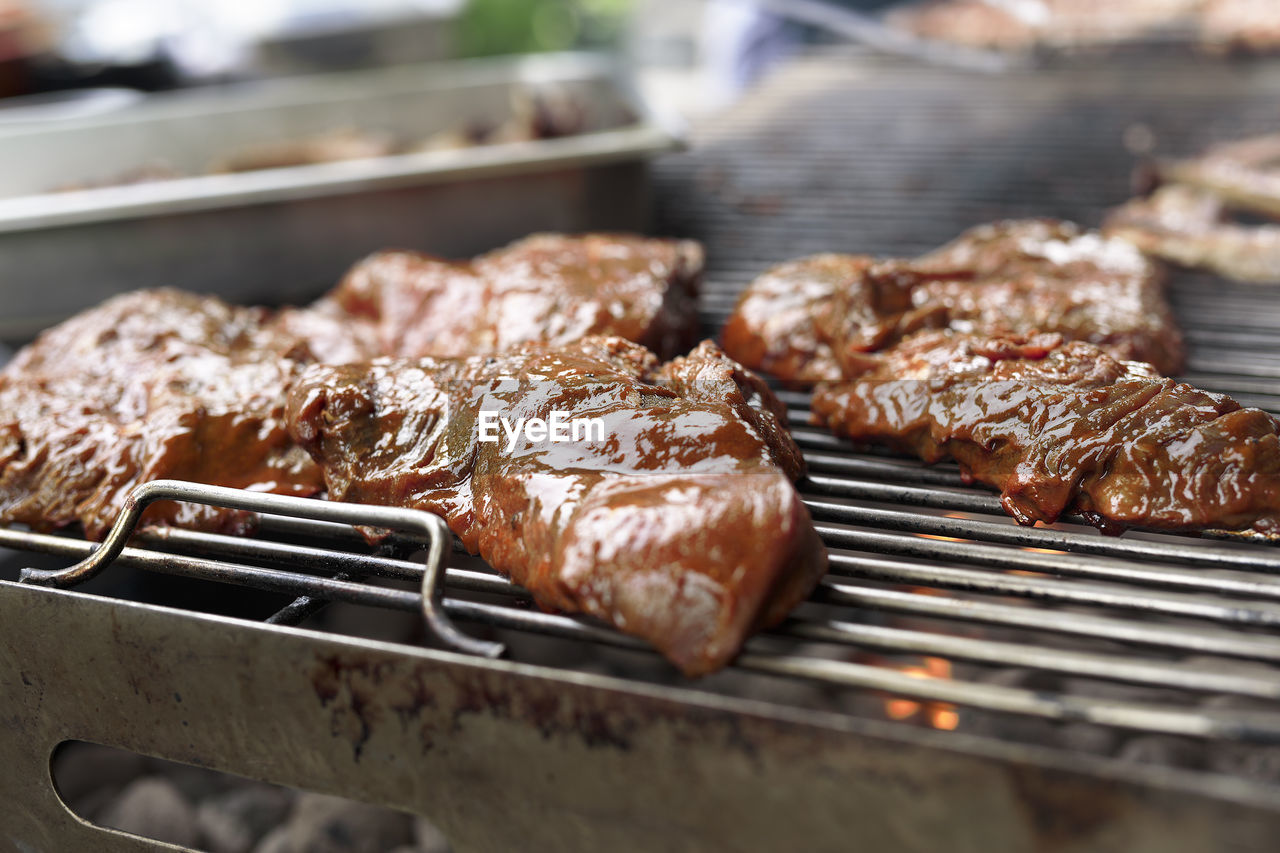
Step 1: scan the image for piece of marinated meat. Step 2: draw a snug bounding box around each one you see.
[1105,184,1280,283]
[210,127,398,173]
[722,220,1183,383]
[720,253,879,385]
[886,0,1202,52]
[1200,0,1280,52]
[811,330,1280,537]
[276,233,703,363]
[1104,133,1280,282]
[0,289,324,538]
[1157,133,1280,219]
[287,336,825,675]
[885,0,1041,51]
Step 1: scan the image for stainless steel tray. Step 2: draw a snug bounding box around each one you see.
[0,52,682,341]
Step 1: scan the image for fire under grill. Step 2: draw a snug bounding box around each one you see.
[6,47,1280,853]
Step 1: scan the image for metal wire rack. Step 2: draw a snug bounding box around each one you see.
[6,49,1280,776]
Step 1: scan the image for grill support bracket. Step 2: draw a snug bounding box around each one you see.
[16,479,503,660]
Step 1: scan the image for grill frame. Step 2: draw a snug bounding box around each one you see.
[9,577,1280,853]
[6,45,1280,851]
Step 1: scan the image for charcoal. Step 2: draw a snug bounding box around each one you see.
[284,792,414,853]
[413,817,452,853]
[196,783,294,853]
[97,776,199,849]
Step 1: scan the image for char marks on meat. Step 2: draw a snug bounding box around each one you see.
[0,289,324,538]
[287,337,825,675]
[278,233,704,363]
[722,220,1183,382]
[811,331,1280,537]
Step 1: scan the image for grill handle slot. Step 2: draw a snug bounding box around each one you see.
[18,479,505,659]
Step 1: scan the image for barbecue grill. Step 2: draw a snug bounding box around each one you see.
[6,47,1280,852]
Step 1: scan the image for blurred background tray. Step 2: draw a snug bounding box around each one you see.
[0,51,679,343]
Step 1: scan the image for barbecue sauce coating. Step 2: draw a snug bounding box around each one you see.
[276,233,704,363]
[722,220,1185,383]
[0,289,324,537]
[811,331,1280,536]
[287,337,825,675]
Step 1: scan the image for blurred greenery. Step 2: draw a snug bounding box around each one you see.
[456,0,635,57]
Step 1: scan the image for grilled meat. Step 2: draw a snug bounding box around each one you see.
[1157,132,1280,219]
[0,283,821,673]
[886,0,1202,52]
[287,336,825,675]
[210,127,398,173]
[1201,0,1280,53]
[885,0,1280,53]
[722,220,1183,382]
[1105,184,1280,283]
[0,289,324,538]
[811,330,1280,537]
[721,253,878,385]
[1105,134,1280,282]
[277,233,704,363]
[0,232,705,530]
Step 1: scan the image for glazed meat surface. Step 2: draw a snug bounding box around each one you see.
[0,289,324,538]
[278,233,703,363]
[722,220,1184,383]
[811,331,1280,537]
[287,336,825,675]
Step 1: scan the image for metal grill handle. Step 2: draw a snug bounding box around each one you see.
[18,479,505,659]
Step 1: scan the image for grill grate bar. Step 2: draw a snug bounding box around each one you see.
[0,527,518,598]
[808,473,1006,514]
[446,598,1280,743]
[265,593,336,626]
[802,452,972,487]
[819,526,1280,601]
[784,619,1280,700]
[815,581,1280,663]
[827,552,1280,626]
[807,479,1280,574]
[735,654,1280,744]
[140,526,426,582]
[805,499,1280,570]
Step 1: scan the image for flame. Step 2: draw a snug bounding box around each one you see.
[881,656,959,730]
[915,513,972,543]
[1015,544,1064,575]
[932,708,960,731]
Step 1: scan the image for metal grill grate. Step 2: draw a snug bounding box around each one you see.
[6,48,1280,806]
[659,48,1280,774]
